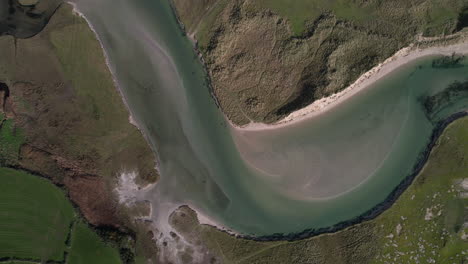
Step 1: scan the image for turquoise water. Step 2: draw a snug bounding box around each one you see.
[71,0,468,235]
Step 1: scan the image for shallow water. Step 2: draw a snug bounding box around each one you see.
[70,0,468,235]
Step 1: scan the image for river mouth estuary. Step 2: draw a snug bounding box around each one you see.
[70,0,468,237]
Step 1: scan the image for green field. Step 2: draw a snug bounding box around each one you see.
[68,222,122,264]
[0,168,74,261]
[371,118,468,263]
[0,118,24,166]
[171,117,468,263]
[178,0,466,42]
[0,168,122,264]
[1,261,39,264]
[254,0,463,35]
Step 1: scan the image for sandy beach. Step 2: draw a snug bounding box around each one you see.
[69,1,148,132]
[235,36,468,131]
[194,207,240,236]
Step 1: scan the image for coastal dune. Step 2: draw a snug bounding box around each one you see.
[236,36,468,131]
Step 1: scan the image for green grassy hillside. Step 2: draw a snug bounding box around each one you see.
[254,0,462,36]
[0,3,158,226]
[0,3,159,263]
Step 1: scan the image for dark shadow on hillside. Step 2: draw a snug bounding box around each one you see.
[0,0,61,38]
[0,83,10,113]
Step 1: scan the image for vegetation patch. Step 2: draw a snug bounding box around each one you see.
[0,167,125,264]
[0,168,73,261]
[68,222,122,264]
[0,119,23,166]
[254,0,462,36]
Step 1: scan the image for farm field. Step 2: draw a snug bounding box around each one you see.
[68,222,122,264]
[0,167,122,264]
[0,168,74,261]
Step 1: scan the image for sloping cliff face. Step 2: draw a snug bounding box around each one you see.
[172,0,468,125]
[0,2,158,227]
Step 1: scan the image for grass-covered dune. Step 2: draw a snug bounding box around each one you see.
[171,0,468,125]
[171,116,468,263]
